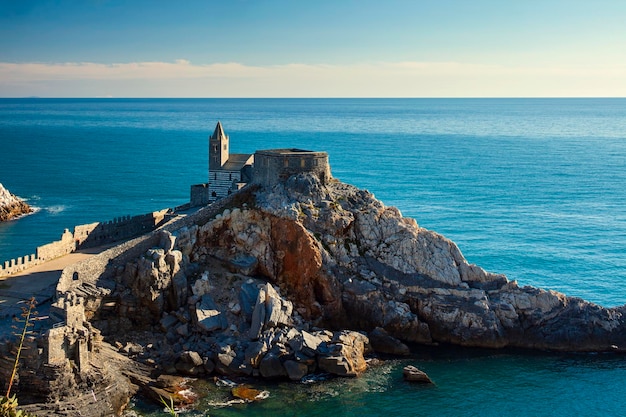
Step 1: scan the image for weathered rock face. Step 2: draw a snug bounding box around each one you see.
[15,169,626,415]
[186,173,626,352]
[191,207,342,323]
[0,183,32,221]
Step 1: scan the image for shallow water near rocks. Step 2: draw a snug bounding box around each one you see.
[130,348,626,416]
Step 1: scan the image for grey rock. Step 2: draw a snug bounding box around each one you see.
[259,352,287,378]
[245,341,268,368]
[175,323,189,337]
[284,360,309,381]
[160,314,178,331]
[195,294,227,332]
[181,351,203,366]
[369,327,410,356]
[249,287,267,339]
[229,255,258,275]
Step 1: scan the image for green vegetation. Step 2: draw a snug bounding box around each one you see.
[159,395,178,417]
[1,297,38,417]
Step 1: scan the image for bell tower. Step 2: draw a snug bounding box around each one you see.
[209,121,229,171]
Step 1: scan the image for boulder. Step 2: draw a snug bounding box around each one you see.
[249,283,293,339]
[195,294,227,332]
[284,360,309,381]
[403,365,433,384]
[368,327,410,356]
[259,352,287,378]
[317,331,368,377]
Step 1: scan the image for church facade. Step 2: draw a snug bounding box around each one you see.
[207,121,254,202]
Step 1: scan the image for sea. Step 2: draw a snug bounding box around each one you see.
[1,98,625,416]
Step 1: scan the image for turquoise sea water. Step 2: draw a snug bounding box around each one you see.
[1,98,625,415]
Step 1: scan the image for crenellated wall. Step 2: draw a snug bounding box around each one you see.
[0,209,172,277]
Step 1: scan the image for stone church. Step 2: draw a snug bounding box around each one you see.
[207,121,254,202]
[190,121,330,206]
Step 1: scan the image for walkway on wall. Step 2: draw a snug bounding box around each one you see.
[0,245,113,320]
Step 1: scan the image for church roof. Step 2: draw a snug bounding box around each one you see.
[221,153,254,171]
[210,121,227,141]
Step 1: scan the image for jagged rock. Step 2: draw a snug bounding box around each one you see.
[121,342,144,355]
[259,352,287,378]
[403,365,433,384]
[232,385,269,402]
[0,182,32,221]
[288,330,323,357]
[160,314,179,331]
[191,271,212,296]
[248,283,293,339]
[265,284,293,327]
[180,351,203,367]
[249,287,267,339]
[215,344,249,376]
[317,331,368,377]
[284,360,309,381]
[368,327,410,356]
[195,294,227,332]
[245,341,268,368]
[229,255,258,275]
[239,279,263,320]
[175,323,189,337]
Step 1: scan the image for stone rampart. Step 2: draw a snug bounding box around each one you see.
[0,210,172,277]
[252,149,331,187]
[58,184,259,295]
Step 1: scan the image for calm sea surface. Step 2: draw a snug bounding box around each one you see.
[1,98,625,416]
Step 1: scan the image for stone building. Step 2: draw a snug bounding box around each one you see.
[190,122,330,206]
[207,121,254,202]
[252,148,331,187]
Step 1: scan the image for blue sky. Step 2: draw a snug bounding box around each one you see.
[1,0,625,97]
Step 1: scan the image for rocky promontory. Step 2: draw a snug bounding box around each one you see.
[0,183,32,221]
[4,171,626,415]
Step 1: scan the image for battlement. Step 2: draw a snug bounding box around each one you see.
[252,148,331,187]
[0,209,172,277]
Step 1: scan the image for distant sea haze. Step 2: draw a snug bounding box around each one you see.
[1,98,626,416]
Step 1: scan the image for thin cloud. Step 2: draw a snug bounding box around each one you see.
[0,60,624,97]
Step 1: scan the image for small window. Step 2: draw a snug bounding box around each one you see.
[223,144,227,150]
[301,158,305,168]
[284,158,289,167]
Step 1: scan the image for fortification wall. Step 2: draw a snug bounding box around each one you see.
[252,149,331,187]
[57,185,259,294]
[190,183,210,207]
[0,209,172,277]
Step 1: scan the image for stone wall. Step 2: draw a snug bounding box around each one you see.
[190,183,210,207]
[57,185,259,294]
[252,149,331,187]
[208,170,244,202]
[0,210,172,277]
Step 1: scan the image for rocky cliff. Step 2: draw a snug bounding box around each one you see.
[7,173,626,415]
[0,183,32,221]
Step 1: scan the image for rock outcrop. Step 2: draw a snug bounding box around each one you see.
[7,170,626,415]
[0,183,32,221]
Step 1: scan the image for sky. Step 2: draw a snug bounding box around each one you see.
[1,0,626,97]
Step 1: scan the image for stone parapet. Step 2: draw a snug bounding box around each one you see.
[252,149,331,188]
